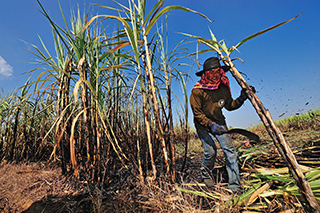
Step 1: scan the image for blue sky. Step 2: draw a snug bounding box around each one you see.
[1,0,319,128]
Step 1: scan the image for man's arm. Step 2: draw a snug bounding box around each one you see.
[224,91,244,111]
[190,89,212,127]
[225,86,255,111]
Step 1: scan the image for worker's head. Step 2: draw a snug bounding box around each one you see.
[196,57,230,76]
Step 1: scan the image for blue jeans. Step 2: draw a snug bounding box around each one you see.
[197,128,241,191]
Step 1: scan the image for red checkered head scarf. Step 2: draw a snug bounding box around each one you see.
[192,68,230,91]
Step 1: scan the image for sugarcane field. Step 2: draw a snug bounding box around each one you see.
[1,1,320,212]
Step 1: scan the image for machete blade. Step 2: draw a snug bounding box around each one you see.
[227,128,260,143]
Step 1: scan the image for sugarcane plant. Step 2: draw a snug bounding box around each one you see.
[81,0,211,182]
[181,12,320,212]
[5,0,212,187]
[28,1,130,185]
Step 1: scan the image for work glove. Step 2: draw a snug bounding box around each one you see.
[239,86,256,101]
[209,122,228,135]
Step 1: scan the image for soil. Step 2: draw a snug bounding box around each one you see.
[1,128,319,212]
[0,155,220,212]
[0,162,84,212]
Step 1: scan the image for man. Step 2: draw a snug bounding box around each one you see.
[190,57,253,193]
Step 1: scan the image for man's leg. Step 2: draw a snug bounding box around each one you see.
[215,133,242,192]
[197,129,217,185]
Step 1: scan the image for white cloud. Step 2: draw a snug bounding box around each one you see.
[0,56,13,77]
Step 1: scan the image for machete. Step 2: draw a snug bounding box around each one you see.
[226,128,260,143]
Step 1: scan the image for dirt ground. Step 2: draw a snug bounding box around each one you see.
[0,156,208,212]
[0,162,86,212]
[0,138,227,212]
[1,127,319,212]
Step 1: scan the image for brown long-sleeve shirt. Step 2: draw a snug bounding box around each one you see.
[190,84,244,130]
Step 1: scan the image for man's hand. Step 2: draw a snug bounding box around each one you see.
[239,86,256,101]
[209,122,228,135]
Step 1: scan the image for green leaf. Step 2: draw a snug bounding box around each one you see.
[82,14,140,63]
[188,48,215,56]
[234,11,303,50]
[230,181,263,205]
[145,5,211,36]
[143,0,164,27]
[138,0,146,20]
[179,32,221,53]
[198,39,221,53]
[220,40,230,55]
[91,3,129,13]
[208,28,219,50]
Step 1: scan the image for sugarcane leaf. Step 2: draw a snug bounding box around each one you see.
[176,187,221,200]
[58,1,71,35]
[198,39,221,53]
[306,167,320,182]
[209,28,219,50]
[188,48,215,56]
[34,70,54,91]
[179,32,222,54]
[143,0,163,27]
[176,70,187,105]
[231,181,263,205]
[234,11,303,50]
[107,41,132,53]
[247,182,271,205]
[178,32,214,45]
[220,40,230,55]
[91,3,129,13]
[37,0,70,52]
[82,14,140,63]
[138,0,146,20]
[145,5,211,36]
[112,0,131,12]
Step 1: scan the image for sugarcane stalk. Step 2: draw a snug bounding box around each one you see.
[54,55,73,174]
[95,108,101,186]
[139,45,157,181]
[167,84,176,182]
[9,106,20,161]
[141,30,170,178]
[164,56,176,181]
[137,137,144,184]
[222,55,320,212]
[78,53,92,179]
